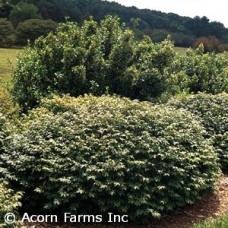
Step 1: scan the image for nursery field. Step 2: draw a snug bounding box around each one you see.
[0,18,228,227]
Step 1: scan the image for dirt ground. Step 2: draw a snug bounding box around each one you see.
[22,173,228,228]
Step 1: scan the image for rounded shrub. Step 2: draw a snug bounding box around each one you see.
[168,93,228,170]
[0,115,22,226]
[1,95,220,221]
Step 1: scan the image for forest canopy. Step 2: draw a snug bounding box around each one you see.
[1,0,228,47]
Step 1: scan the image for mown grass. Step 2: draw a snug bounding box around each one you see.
[223,51,228,59]
[0,48,21,83]
[174,46,188,54]
[193,214,228,228]
[174,46,228,57]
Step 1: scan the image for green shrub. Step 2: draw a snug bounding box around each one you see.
[0,182,22,226]
[168,45,228,94]
[168,93,228,170]
[0,115,22,226]
[12,17,228,112]
[0,114,6,150]
[0,113,13,152]
[1,95,220,221]
[12,16,176,111]
[0,87,20,121]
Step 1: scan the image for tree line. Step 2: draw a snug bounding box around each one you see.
[1,0,228,47]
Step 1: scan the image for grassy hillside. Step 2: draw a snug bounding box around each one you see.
[0,48,21,83]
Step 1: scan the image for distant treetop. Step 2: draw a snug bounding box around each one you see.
[1,0,228,47]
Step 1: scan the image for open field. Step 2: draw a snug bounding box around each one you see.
[174,46,189,54]
[0,48,21,83]
[174,46,228,58]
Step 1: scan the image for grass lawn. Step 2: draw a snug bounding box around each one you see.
[223,51,228,59]
[175,46,228,57]
[0,48,21,84]
[174,46,189,54]
[193,214,228,228]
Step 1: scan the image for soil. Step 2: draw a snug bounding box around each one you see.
[22,173,228,228]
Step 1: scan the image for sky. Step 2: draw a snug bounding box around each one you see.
[106,0,228,28]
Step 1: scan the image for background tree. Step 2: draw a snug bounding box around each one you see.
[16,19,57,45]
[185,16,210,37]
[193,36,223,53]
[9,1,41,26]
[0,0,13,18]
[2,0,228,47]
[0,18,14,46]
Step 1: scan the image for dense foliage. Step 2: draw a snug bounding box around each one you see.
[9,1,41,26]
[0,87,20,120]
[0,114,22,226]
[0,113,6,150]
[12,16,177,110]
[193,37,222,53]
[0,2,227,223]
[12,17,228,111]
[1,0,228,47]
[167,45,228,95]
[15,19,57,45]
[1,95,220,221]
[0,182,22,226]
[0,18,14,47]
[168,93,228,170]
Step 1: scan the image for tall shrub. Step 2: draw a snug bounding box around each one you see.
[12,16,175,111]
[168,45,228,94]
